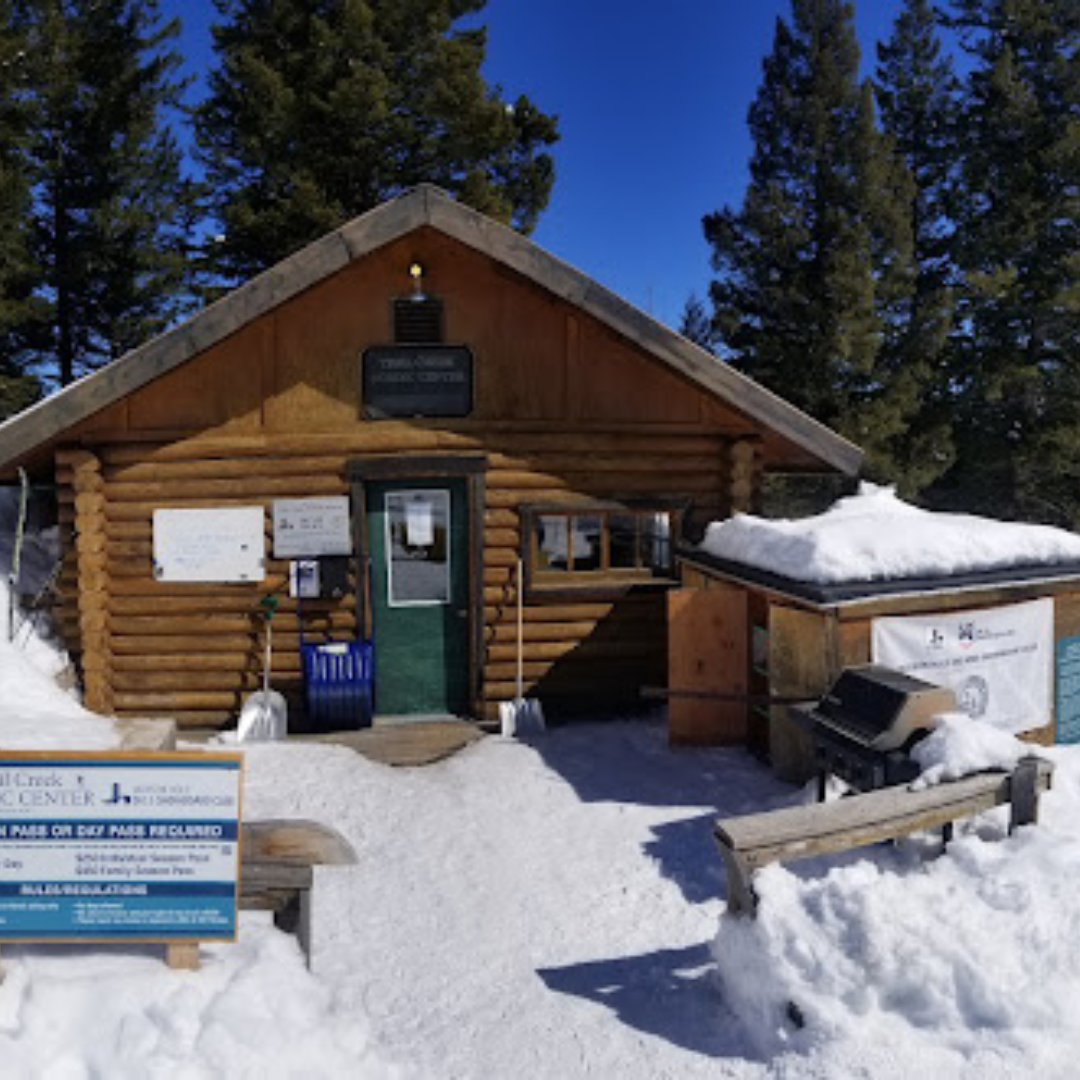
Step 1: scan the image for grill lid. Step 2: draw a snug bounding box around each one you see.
[812,664,956,752]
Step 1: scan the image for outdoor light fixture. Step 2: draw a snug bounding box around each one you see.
[409,261,425,299]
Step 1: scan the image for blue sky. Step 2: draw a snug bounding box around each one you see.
[168,0,903,328]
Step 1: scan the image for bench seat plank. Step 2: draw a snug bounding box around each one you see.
[715,758,1053,916]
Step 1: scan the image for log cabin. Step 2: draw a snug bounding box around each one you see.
[0,185,861,732]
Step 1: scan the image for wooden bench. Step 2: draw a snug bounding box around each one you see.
[239,819,357,965]
[715,756,1054,916]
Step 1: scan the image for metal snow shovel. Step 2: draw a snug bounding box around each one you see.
[238,595,288,742]
[499,558,545,737]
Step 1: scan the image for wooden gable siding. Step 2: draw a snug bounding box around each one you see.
[51,229,775,729]
[68,229,768,444]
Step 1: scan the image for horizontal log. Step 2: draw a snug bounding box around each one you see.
[483,670,662,701]
[113,691,243,711]
[484,528,519,549]
[112,670,302,693]
[486,620,661,644]
[95,426,725,465]
[486,451,721,475]
[110,629,346,652]
[111,634,259,654]
[104,455,348,484]
[111,613,356,635]
[485,470,720,495]
[484,597,663,624]
[109,576,290,598]
[485,548,519,569]
[107,595,353,616]
[486,639,663,664]
[483,509,519,529]
[105,476,346,501]
[111,652,301,673]
[485,651,665,679]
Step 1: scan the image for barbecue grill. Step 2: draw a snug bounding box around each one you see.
[792,665,957,796]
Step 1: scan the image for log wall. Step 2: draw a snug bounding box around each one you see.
[54,426,755,729]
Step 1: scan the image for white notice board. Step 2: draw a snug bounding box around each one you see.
[153,506,266,582]
[272,497,352,558]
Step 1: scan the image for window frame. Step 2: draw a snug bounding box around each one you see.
[520,500,684,601]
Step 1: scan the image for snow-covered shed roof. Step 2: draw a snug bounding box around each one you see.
[688,484,1080,606]
[0,185,861,477]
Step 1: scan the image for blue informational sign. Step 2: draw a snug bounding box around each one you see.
[0,753,242,940]
[1056,636,1080,744]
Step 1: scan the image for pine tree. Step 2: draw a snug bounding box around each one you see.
[874,0,960,493]
[939,0,1080,524]
[703,0,917,483]
[679,293,715,353]
[196,0,559,283]
[0,4,42,415]
[13,0,194,387]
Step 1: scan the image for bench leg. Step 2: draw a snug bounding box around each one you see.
[718,844,758,917]
[1009,756,1042,832]
[274,889,313,968]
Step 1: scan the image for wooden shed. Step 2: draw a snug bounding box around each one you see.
[0,185,860,733]
[671,549,1080,779]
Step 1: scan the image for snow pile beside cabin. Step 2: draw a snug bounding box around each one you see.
[0,488,115,749]
[701,482,1080,583]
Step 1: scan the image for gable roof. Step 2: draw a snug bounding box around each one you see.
[0,185,862,475]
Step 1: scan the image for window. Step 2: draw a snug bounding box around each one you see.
[526,504,677,593]
[384,490,451,605]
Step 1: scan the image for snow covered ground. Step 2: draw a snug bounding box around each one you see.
[4,567,1080,1075]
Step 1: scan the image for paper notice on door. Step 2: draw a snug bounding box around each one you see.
[406,498,434,546]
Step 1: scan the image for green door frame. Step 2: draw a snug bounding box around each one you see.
[348,454,487,718]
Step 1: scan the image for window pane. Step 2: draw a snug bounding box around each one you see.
[385,490,450,605]
[572,515,603,571]
[643,512,672,573]
[536,514,569,570]
[609,515,638,569]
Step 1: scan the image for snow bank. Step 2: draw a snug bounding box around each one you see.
[0,921,403,1079]
[700,482,1080,584]
[713,747,1080,1072]
[910,712,1031,789]
[0,581,116,750]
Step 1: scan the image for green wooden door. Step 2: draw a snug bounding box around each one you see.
[366,479,470,716]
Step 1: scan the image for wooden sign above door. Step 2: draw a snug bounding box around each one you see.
[361,345,473,419]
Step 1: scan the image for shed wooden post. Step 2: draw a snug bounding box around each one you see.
[728,438,762,514]
[767,605,834,783]
[69,450,112,714]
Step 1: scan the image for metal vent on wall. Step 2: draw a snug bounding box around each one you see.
[393,296,444,344]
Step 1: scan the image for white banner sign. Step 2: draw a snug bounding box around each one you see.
[871,598,1053,733]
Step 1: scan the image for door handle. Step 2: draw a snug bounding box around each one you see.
[455,608,469,618]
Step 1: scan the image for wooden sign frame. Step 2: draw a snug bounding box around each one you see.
[0,750,243,972]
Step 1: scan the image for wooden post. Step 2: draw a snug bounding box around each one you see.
[70,450,113,713]
[728,438,762,514]
[718,844,757,917]
[165,942,200,971]
[1009,756,1044,831]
